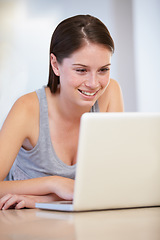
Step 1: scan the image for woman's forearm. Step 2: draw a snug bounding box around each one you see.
[0,175,74,200]
[0,176,54,198]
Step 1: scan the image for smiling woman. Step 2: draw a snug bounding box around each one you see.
[0,15,123,210]
[50,42,112,110]
[48,15,115,94]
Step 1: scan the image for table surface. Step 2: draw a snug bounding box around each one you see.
[0,207,160,240]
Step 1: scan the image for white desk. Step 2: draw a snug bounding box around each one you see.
[0,207,160,240]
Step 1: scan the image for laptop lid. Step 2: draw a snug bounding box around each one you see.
[73,112,160,211]
[36,112,160,211]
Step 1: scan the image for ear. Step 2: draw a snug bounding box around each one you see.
[50,53,60,76]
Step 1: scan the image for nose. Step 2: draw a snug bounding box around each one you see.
[85,73,99,89]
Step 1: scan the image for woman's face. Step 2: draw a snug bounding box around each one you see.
[52,42,112,109]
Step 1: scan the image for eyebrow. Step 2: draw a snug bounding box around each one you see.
[72,63,111,68]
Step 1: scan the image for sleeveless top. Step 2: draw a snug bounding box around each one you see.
[5,86,99,181]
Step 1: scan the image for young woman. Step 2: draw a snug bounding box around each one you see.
[0,15,124,210]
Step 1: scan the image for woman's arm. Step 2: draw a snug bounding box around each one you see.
[0,93,38,181]
[0,177,74,210]
[0,176,74,199]
[0,93,74,202]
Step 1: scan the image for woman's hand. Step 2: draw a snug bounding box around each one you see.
[0,193,63,210]
[51,176,74,201]
[0,194,36,210]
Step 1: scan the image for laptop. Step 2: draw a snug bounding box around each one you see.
[35,112,160,211]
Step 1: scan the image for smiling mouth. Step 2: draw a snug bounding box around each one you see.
[78,89,98,96]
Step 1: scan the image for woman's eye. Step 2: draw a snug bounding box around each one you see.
[76,69,87,73]
[99,68,110,73]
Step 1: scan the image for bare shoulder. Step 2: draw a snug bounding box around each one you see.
[106,79,123,99]
[1,91,39,140]
[14,91,39,116]
[107,78,121,90]
[98,79,124,112]
[6,91,39,127]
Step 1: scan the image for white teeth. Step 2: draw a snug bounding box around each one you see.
[81,90,96,96]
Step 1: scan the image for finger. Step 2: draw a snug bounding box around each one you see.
[15,196,35,209]
[2,195,21,210]
[15,200,25,210]
[0,194,13,210]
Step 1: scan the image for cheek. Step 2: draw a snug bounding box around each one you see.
[59,70,78,87]
[68,74,84,87]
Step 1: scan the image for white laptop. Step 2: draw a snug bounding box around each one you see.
[35,112,160,211]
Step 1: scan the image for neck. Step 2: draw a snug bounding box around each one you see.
[57,94,91,122]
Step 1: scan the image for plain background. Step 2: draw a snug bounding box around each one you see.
[0,0,160,128]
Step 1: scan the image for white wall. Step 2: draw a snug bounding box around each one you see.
[132,0,160,112]
[0,0,160,128]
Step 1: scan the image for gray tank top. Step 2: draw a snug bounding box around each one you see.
[5,86,99,181]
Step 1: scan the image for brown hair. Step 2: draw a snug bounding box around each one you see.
[47,14,114,93]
